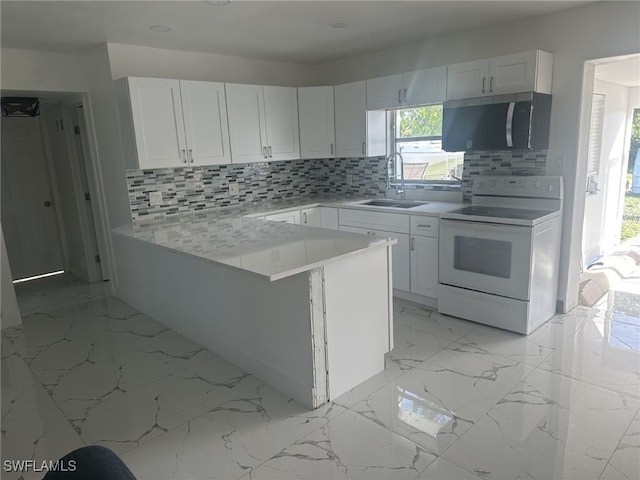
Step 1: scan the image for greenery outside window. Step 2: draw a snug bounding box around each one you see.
[392,104,464,185]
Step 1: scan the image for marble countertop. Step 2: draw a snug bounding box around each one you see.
[113,207,393,281]
[113,195,464,281]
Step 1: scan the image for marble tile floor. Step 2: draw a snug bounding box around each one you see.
[2,279,639,479]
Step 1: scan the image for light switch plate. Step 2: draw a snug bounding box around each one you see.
[229,183,240,196]
[149,191,163,206]
[346,174,353,186]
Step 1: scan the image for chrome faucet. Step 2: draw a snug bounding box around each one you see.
[386,151,405,200]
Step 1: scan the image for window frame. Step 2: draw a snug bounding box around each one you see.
[390,104,463,187]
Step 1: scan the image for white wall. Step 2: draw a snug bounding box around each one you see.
[107,43,318,86]
[317,1,640,311]
[1,47,88,92]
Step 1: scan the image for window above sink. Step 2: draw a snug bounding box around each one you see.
[391,104,464,188]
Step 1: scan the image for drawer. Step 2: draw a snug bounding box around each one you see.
[338,208,410,234]
[410,215,439,237]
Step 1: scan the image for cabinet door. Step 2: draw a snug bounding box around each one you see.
[263,86,300,161]
[366,73,403,110]
[265,210,301,224]
[410,235,438,298]
[127,77,187,168]
[300,207,322,227]
[339,225,410,291]
[320,207,339,230]
[225,84,267,163]
[488,51,538,95]
[298,86,335,159]
[404,66,447,106]
[446,60,489,100]
[180,80,231,166]
[335,81,367,157]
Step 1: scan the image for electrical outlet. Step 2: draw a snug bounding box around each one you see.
[228,182,240,196]
[149,191,163,206]
[346,174,353,186]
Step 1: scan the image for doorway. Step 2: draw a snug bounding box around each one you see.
[578,55,640,307]
[1,93,109,292]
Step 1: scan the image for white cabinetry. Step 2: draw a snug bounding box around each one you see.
[338,209,410,291]
[226,84,300,163]
[118,77,231,169]
[301,207,339,230]
[264,210,301,224]
[334,81,386,158]
[447,50,554,100]
[410,216,439,298]
[367,66,447,110]
[298,86,335,159]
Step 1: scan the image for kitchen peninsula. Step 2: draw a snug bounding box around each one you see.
[112,208,395,409]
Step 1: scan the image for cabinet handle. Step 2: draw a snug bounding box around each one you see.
[330,143,334,155]
[489,76,494,93]
[263,146,268,158]
[417,224,431,228]
[303,212,308,224]
[362,142,365,155]
[268,146,272,158]
[403,88,407,103]
[181,149,187,163]
[188,149,193,163]
[398,89,402,104]
[482,77,486,94]
[411,237,416,251]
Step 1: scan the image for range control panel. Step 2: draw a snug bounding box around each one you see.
[472,175,564,199]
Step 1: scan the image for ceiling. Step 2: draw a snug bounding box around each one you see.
[1,1,595,65]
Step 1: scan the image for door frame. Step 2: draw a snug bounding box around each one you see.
[73,93,115,287]
[1,90,114,292]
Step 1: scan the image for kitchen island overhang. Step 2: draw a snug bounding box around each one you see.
[112,212,395,409]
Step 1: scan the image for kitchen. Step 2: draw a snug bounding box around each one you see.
[2,1,640,479]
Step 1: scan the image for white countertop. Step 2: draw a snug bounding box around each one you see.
[113,208,392,281]
[113,196,464,281]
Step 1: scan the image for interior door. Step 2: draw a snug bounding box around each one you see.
[1,117,65,279]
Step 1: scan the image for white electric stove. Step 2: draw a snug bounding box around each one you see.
[438,175,564,334]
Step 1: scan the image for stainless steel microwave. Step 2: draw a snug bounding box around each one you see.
[442,92,552,151]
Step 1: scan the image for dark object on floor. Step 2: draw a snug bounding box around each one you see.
[42,446,137,480]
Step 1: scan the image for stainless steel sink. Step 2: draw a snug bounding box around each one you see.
[362,199,429,209]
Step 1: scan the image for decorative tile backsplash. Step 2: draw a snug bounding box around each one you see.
[461,150,547,200]
[126,157,388,221]
[126,151,547,221]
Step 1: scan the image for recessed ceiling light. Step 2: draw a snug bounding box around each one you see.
[330,22,349,29]
[204,0,231,6]
[148,24,174,33]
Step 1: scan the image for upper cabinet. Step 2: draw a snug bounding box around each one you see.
[334,81,386,158]
[367,66,447,110]
[298,86,335,159]
[447,50,554,100]
[118,77,231,169]
[226,84,300,163]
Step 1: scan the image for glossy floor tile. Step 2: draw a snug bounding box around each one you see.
[2,277,639,480]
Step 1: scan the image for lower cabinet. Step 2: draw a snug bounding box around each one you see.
[410,235,438,297]
[409,215,439,299]
[301,207,339,230]
[263,206,339,229]
[338,224,410,292]
[264,210,301,224]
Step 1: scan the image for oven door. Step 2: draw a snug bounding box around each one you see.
[439,219,533,300]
